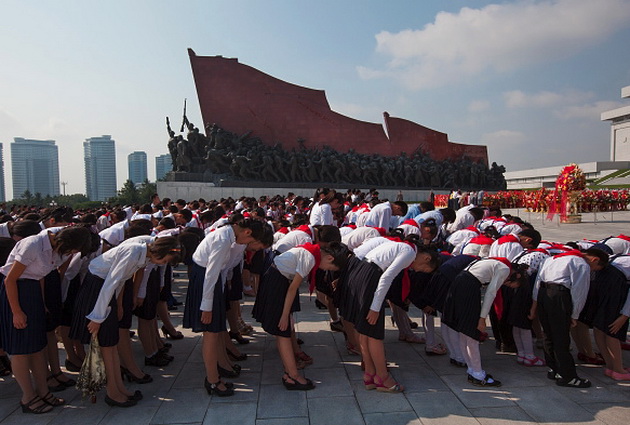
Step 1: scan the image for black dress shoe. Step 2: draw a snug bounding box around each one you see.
[282,375,315,391]
[128,390,143,401]
[227,350,247,362]
[105,395,137,407]
[145,354,170,367]
[204,378,235,396]
[229,331,250,345]
[218,365,239,378]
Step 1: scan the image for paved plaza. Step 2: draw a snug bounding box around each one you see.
[1,210,630,424]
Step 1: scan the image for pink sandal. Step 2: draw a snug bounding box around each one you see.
[363,373,376,390]
[374,374,404,393]
[523,356,546,367]
[398,334,425,344]
[425,344,448,356]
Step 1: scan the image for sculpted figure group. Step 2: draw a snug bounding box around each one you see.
[166,117,506,190]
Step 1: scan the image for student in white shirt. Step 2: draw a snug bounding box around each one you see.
[442,258,525,388]
[252,242,349,391]
[78,236,181,407]
[346,242,438,393]
[0,226,90,413]
[183,219,266,398]
[532,248,606,388]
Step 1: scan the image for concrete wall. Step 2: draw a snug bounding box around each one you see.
[157,181,446,203]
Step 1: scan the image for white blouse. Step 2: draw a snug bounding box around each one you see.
[192,225,236,312]
[364,242,416,312]
[0,228,70,280]
[273,247,316,281]
[86,240,151,323]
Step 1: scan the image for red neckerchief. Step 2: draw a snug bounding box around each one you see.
[469,235,494,245]
[528,248,549,255]
[243,212,251,218]
[465,226,481,234]
[277,227,289,234]
[553,250,584,259]
[295,225,313,239]
[297,243,321,294]
[616,234,630,242]
[370,226,387,237]
[488,257,511,320]
[351,206,360,212]
[497,234,519,245]
[401,219,420,228]
[488,257,512,271]
[385,236,403,243]
[346,224,357,229]
[244,251,254,264]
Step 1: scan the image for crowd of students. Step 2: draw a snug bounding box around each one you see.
[0,188,629,414]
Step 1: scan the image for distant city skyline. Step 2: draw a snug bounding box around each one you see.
[128,151,148,185]
[84,135,117,202]
[11,138,60,198]
[155,154,172,181]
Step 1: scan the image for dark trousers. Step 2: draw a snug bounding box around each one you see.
[537,285,576,380]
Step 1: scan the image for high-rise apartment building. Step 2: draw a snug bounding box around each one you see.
[12,138,60,198]
[155,154,172,181]
[128,151,147,185]
[84,135,117,201]
[0,143,5,202]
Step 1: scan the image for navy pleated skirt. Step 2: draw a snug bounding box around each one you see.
[183,263,226,333]
[505,274,535,330]
[69,272,119,347]
[592,265,630,340]
[346,260,386,340]
[61,274,82,327]
[159,264,172,302]
[119,279,134,329]
[251,266,300,337]
[0,275,47,355]
[333,255,362,323]
[442,271,483,341]
[44,269,63,332]
[226,264,243,302]
[134,269,160,320]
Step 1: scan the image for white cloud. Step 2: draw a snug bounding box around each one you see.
[554,100,624,120]
[360,0,630,89]
[503,89,593,108]
[468,100,490,113]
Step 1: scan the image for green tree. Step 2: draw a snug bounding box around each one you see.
[111,180,140,205]
[21,190,33,205]
[137,179,157,205]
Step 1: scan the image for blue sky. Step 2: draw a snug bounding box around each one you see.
[1,0,630,199]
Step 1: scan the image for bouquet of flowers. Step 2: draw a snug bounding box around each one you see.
[548,163,586,221]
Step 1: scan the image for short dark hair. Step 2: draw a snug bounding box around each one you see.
[317,225,341,243]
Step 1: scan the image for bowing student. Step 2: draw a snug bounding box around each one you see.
[442,257,526,387]
[532,248,606,388]
[75,236,182,407]
[183,218,266,397]
[0,226,90,414]
[252,241,350,390]
[347,240,438,393]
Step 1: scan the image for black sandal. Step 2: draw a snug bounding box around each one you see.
[20,396,53,414]
[282,373,315,391]
[204,378,234,396]
[228,331,249,345]
[227,349,247,362]
[48,372,76,391]
[40,391,66,407]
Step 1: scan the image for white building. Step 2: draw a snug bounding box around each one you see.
[504,84,630,190]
